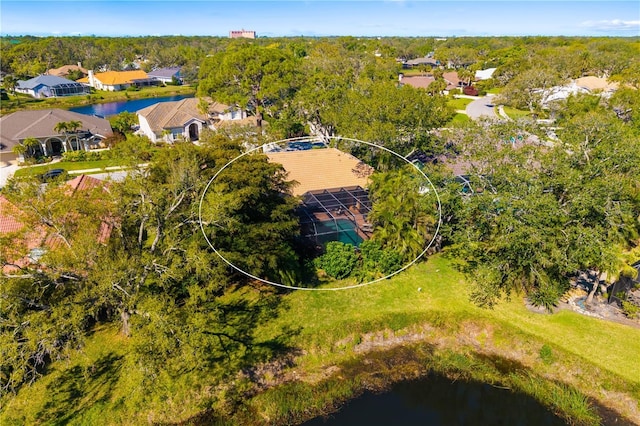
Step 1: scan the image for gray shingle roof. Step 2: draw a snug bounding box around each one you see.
[0,109,113,152]
[147,67,181,79]
[17,75,85,90]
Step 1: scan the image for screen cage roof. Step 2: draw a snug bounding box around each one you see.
[297,186,374,246]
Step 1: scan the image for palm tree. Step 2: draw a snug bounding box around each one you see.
[53,121,69,135]
[13,137,41,159]
[3,75,19,104]
[66,120,83,150]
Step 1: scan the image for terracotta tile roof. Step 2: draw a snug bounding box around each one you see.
[401,72,460,91]
[0,195,23,233]
[266,148,372,196]
[47,64,88,77]
[66,174,107,193]
[401,75,435,89]
[90,70,150,85]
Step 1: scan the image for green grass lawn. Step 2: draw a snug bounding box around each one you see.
[448,113,471,125]
[12,159,124,178]
[2,254,639,425]
[502,105,533,120]
[259,256,640,383]
[447,97,474,111]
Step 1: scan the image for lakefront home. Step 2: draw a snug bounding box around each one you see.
[137,98,250,143]
[77,70,158,91]
[15,75,91,98]
[147,67,183,85]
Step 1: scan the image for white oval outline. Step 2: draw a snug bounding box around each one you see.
[198,136,442,291]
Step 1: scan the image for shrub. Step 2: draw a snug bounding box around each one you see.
[529,284,561,312]
[315,241,358,279]
[61,150,107,162]
[621,301,639,319]
[539,344,555,365]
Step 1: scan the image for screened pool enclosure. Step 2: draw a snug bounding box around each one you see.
[297,186,374,247]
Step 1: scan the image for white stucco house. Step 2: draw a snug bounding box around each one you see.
[137,98,251,143]
[78,70,157,91]
[147,67,183,84]
[137,98,208,143]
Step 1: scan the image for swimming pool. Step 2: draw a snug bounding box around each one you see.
[312,219,364,247]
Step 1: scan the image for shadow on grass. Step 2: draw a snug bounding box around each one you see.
[38,353,123,424]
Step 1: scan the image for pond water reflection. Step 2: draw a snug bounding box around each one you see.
[302,373,567,426]
[69,94,194,117]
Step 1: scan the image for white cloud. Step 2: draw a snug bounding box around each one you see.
[580,19,640,32]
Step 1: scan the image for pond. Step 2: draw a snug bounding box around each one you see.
[302,373,567,425]
[68,94,194,117]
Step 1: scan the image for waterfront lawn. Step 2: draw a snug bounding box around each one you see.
[260,255,640,383]
[0,85,196,115]
[2,254,639,425]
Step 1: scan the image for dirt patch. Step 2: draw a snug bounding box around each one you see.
[525,286,640,329]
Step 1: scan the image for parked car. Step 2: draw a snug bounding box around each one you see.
[40,168,67,182]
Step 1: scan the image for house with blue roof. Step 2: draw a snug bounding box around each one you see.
[148,67,183,85]
[16,75,90,98]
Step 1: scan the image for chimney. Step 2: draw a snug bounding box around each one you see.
[88,70,95,87]
[78,61,82,68]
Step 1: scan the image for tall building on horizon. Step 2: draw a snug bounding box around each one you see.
[229,29,256,39]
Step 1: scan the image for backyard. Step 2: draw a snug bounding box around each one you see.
[2,255,638,425]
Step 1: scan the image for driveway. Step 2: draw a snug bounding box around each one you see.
[463,94,499,120]
[0,160,19,189]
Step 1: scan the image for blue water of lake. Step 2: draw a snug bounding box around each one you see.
[69,94,194,117]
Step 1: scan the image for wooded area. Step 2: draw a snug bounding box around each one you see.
[1,35,639,424]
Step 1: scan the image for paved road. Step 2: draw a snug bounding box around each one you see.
[464,94,499,120]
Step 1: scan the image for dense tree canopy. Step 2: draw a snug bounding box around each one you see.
[442,110,640,309]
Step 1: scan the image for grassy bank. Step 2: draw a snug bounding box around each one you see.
[2,255,639,425]
[0,85,196,115]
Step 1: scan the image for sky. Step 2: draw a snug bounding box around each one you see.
[1,1,639,38]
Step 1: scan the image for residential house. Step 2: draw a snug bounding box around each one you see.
[399,71,462,93]
[78,70,157,91]
[46,63,88,79]
[148,67,182,85]
[0,109,113,161]
[0,175,112,273]
[402,56,440,69]
[475,68,497,81]
[15,75,90,98]
[137,98,209,143]
[574,76,619,92]
[137,98,249,143]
